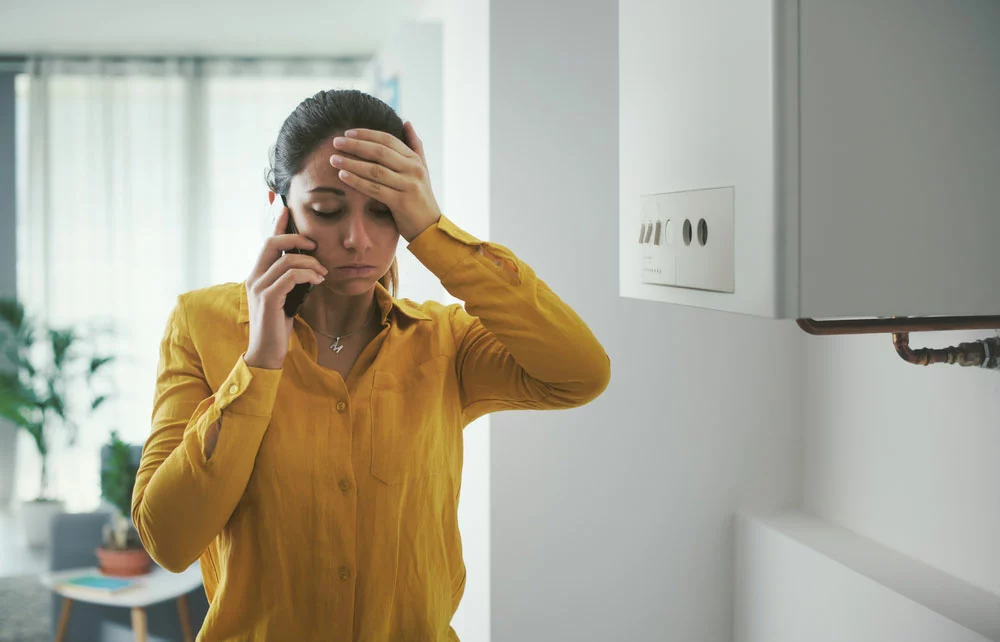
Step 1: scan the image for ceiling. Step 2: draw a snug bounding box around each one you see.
[0,0,427,59]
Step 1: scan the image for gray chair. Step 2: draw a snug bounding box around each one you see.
[49,444,209,641]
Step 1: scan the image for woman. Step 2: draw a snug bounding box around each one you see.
[132,89,610,641]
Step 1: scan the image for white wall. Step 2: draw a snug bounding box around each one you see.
[372,21,446,305]
[488,2,803,641]
[804,330,1000,595]
[0,0,421,57]
[409,2,493,641]
[735,511,1000,642]
[422,2,1000,639]
[613,0,1000,638]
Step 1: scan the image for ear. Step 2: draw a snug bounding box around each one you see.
[268,190,276,205]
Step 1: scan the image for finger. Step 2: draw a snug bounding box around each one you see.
[330,154,408,190]
[249,233,317,283]
[258,254,327,292]
[337,169,403,204]
[264,269,324,302]
[333,135,411,173]
[403,121,426,162]
[269,252,328,278]
[344,127,416,158]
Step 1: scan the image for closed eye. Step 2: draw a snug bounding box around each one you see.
[311,208,393,219]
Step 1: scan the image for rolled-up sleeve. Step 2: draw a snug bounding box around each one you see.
[131,294,282,572]
[407,215,611,424]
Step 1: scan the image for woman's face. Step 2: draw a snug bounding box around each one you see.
[284,138,399,297]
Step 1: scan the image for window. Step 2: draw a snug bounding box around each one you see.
[14,60,369,510]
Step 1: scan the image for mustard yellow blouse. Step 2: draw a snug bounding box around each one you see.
[132,215,610,641]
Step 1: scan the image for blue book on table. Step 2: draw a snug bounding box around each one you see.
[61,575,139,593]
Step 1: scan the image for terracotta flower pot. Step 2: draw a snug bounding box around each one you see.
[95,546,153,577]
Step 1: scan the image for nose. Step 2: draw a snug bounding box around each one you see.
[342,210,373,253]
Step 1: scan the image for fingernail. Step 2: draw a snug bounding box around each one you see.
[339,170,351,180]
[345,130,358,137]
[331,155,343,166]
[334,137,347,148]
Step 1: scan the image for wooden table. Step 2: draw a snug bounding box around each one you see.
[39,562,202,642]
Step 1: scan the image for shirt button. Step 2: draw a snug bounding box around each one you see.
[228,384,238,394]
[338,479,351,492]
[336,401,347,413]
[338,566,351,580]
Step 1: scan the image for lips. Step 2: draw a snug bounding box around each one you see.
[335,265,377,276]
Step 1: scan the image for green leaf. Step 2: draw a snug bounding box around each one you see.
[0,370,28,395]
[6,350,36,378]
[89,356,114,376]
[20,323,36,350]
[0,299,121,467]
[101,430,139,519]
[26,421,45,455]
[45,386,66,421]
[49,329,74,369]
[0,404,35,430]
[0,371,43,428]
[1,344,18,368]
[0,299,26,333]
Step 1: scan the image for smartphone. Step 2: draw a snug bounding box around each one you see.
[279,194,314,318]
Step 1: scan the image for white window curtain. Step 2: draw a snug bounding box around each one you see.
[15,56,370,511]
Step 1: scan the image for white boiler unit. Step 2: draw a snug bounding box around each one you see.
[619,0,1000,320]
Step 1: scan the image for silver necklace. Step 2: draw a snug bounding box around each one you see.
[310,305,377,354]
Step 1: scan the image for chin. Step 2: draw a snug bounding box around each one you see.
[323,276,382,296]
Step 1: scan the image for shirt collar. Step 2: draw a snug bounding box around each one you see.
[237,280,430,325]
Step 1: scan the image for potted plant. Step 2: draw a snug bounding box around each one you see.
[98,430,151,576]
[0,298,116,547]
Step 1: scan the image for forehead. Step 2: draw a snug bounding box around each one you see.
[292,143,365,193]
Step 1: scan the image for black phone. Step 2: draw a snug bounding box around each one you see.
[279,194,314,318]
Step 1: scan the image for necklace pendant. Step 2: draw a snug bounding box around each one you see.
[330,337,344,353]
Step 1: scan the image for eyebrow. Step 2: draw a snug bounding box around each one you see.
[308,187,346,196]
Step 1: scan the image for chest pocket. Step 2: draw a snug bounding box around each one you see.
[370,355,454,485]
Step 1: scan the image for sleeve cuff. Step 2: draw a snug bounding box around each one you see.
[406,215,480,278]
[213,353,283,418]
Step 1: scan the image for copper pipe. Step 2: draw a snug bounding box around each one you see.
[797,316,1000,336]
[893,333,1000,368]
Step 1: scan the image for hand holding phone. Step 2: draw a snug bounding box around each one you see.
[242,196,326,369]
[279,195,316,319]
